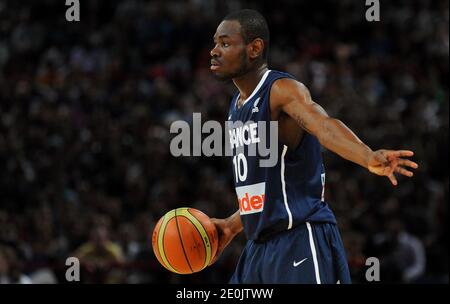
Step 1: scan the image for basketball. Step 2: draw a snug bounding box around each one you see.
[152,207,219,274]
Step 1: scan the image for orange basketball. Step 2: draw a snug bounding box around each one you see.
[152,207,218,274]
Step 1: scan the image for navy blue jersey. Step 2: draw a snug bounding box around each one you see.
[227,70,337,241]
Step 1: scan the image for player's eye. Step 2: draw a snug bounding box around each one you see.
[222,43,230,48]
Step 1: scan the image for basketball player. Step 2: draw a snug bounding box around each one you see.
[208,10,418,284]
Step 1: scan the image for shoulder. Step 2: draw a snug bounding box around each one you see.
[270,77,310,108]
[271,77,305,93]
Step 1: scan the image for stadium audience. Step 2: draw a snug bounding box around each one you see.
[0,0,448,283]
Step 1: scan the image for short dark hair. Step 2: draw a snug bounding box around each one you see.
[223,9,270,61]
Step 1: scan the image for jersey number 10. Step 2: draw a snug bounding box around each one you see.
[233,153,248,182]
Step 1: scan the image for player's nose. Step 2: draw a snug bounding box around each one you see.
[210,45,220,58]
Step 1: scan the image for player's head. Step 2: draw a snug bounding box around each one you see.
[210,9,270,80]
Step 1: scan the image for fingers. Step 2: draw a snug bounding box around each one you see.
[209,235,226,266]
[384,165,394,176]
[383,157,397,176]
[373,150,417,186]
[388,150,414,158]
[395,166,414,177]
[388,164,416,186]
[397,159,419,169]
[387,173,398,186]
[209,246,222,266]
[210,241,226,265]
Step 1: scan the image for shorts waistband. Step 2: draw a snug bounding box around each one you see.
[254,222,304,243]
[253,221,333,243]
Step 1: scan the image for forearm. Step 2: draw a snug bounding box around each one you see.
[227,210,244,235]
[318,118,373,169]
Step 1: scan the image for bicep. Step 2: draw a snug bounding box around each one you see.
[276,80,331,136]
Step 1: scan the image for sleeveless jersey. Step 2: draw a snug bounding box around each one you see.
[227,70,337,241]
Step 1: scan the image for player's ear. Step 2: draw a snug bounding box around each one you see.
[248,38,264,60]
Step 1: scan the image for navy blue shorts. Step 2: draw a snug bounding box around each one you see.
[229,222,351,284]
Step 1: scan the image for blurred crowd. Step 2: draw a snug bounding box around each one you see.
[0,0,448,283]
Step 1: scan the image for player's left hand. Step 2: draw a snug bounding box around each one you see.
[367,149,418,186]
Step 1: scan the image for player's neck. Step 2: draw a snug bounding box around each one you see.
[233,64,268,101]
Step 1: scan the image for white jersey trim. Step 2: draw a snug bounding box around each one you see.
[281,145,293,230]
[236,70,271,109]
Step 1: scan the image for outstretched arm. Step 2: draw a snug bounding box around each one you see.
[271,78,418,186]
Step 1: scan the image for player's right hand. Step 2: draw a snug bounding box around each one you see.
[208,217,238,265]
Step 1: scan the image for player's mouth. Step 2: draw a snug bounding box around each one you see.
[210,59,221,71]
